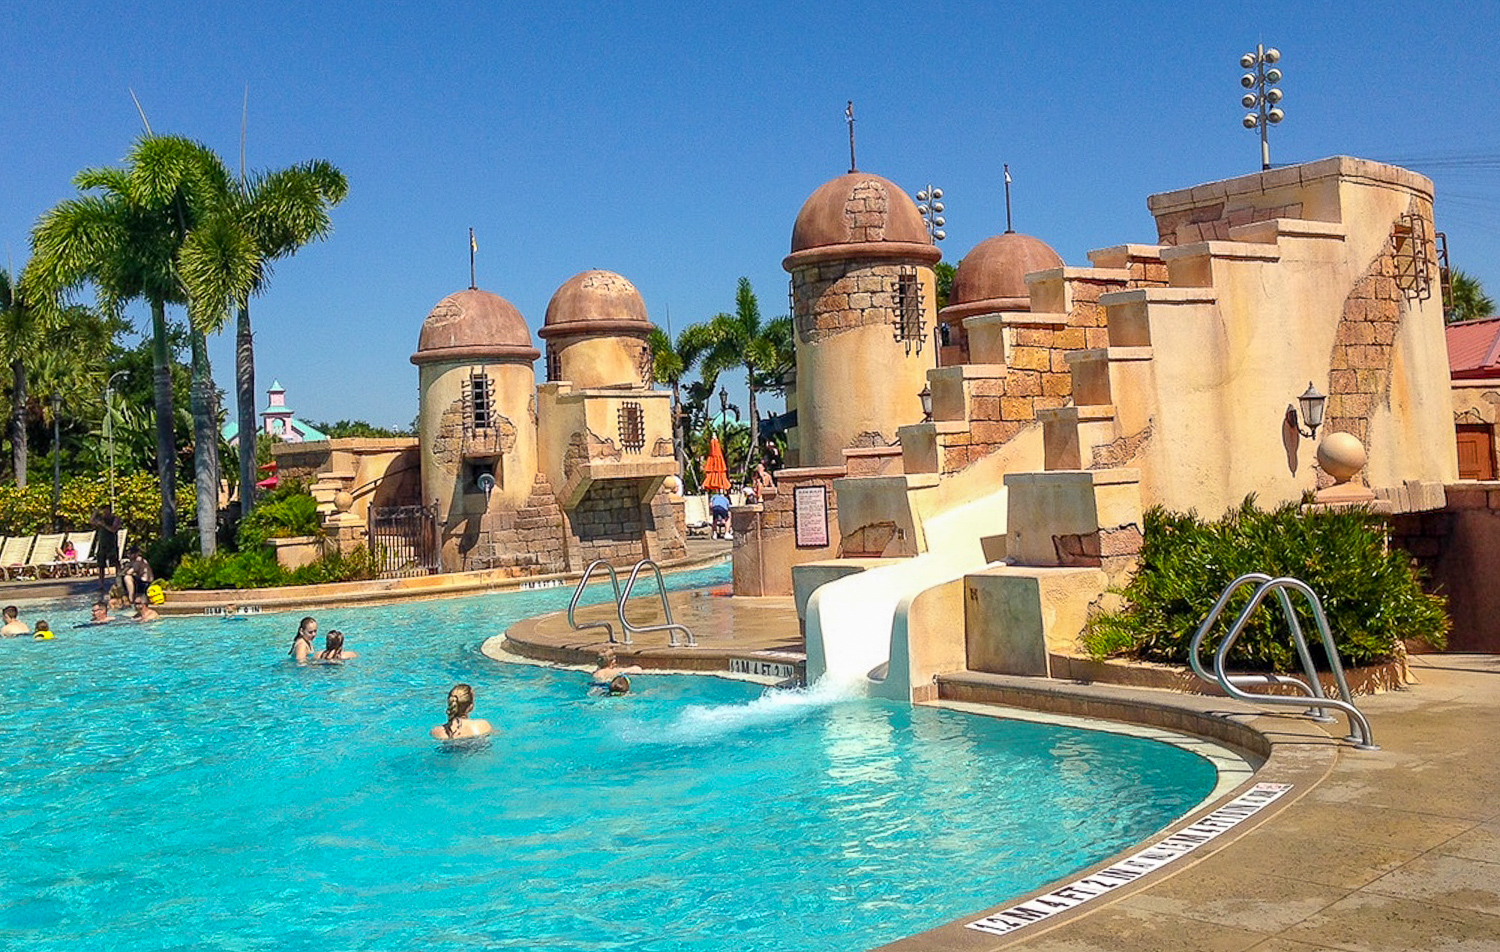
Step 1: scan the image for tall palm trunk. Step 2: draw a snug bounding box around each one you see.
[10,360,26,488]
[235,302,256,515]
[189,330,219,556]
[150,298,177,538]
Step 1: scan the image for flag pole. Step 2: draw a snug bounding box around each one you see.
[468,228,477,289]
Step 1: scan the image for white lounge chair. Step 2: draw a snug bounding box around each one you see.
[68,531,97,576]
[29,533,69,578]
[0,535,37,580]
[684,495,712,537]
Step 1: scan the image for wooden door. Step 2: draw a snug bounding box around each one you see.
[1455,423,1496,480]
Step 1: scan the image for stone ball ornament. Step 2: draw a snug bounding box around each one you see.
[1317,432,1367,484]
[334,490,354,512]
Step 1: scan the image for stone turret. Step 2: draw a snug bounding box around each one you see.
[783,172,941,467]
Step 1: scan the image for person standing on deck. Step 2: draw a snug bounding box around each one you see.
[91,505,123,592]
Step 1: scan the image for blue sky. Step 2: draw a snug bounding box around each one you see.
[6,0,1497,429]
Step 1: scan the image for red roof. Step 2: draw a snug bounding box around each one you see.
[1447,317,1500,379]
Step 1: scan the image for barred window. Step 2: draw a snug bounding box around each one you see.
[891,270,925,354]
[618,401,646,453]
[466,373,494,431]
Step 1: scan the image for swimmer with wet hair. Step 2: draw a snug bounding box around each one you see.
[591,647,642,686]
[1,605,30,637]
[289,617,318,663]
[314,629,359,662]
[32,620,53,640]
[430,683,492,740]
[607,674,631,695]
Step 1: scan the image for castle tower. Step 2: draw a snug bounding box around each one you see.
[535,270,681,567]
[411,288,541,570]
[537,270,654,387]
[939,232,1064,363]
[783,173,941,467]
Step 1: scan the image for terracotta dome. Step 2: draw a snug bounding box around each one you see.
[538,270,651,340]
[942,232,1064,321]
[411,288,540,365]
[785,172,940,266]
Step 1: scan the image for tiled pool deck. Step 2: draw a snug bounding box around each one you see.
[501,593,1500,952]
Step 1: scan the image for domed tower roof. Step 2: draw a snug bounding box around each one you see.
[537,270,652,340]
[784,172,942,269]
[411,288,540,365]
[940,232,1064,322]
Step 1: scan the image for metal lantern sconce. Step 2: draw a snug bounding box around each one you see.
[919,383,933,422]
[476,471,496,502]
[1292,382,1326,438]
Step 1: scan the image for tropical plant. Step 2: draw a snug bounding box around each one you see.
[0,470,193,548]
[647,323,714,472]
[1446,268,1496,324]
[27,134,228,539]
[697,278,794,479]
[235,482,322,547]
[309,419,412,439]
[934,260,956,312]
[1083,497,1449,670]
[178,157,348,519]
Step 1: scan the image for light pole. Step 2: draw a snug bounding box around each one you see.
[916,186,946,242]
[105,370,128,510]
[1240,44,1285,171]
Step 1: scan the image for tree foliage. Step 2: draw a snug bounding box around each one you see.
[1446,268,1496,324]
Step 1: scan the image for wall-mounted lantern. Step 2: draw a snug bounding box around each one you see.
[476,471,496,503]
[1291,381,1326,438]
[919,383,933,422]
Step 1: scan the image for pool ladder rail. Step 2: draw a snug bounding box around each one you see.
[567,559,698,648]
[1191,573,1378,751]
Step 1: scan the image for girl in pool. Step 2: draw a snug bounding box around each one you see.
[591,647,642,686]
[314,629,358,662]
[289,617,318,663]
[430,683,492,740]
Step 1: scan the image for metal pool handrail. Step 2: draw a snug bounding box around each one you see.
[619,559,696,647]
[568,560,623,644]
[1191,573,1377,750]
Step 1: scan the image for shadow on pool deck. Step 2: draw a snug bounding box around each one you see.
[495,583,1500,952]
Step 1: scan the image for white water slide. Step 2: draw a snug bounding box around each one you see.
[804,489,1006,700]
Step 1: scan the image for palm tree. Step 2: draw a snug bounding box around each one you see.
[647,323,714,473]
[1447,269,1497,324]
[179,158,348,522]
[0,269,44,486]
[698,278,794,477]
[27,135,227,538]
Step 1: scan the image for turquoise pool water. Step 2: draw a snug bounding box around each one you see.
[0,565,1217,951]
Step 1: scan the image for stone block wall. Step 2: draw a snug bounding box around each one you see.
[450,473,568,575]
[570,480,649,565]
[1390,482,1500,651]
[1153,200,1304,246]
[792,261,923,343]
[936,274,1121,477]
[1324,196,1435,455]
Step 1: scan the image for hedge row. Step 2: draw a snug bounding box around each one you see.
[0,472,195,548]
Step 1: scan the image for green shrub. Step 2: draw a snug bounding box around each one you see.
[236,482,321,548]
[172,547,290,590]
[170,543,384,590]
[288,545,383,585]
[1083,497,1448,671]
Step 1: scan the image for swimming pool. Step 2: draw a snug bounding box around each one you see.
[0,565,1218,951]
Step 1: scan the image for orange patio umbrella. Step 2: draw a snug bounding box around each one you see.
[702,437,731,494]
